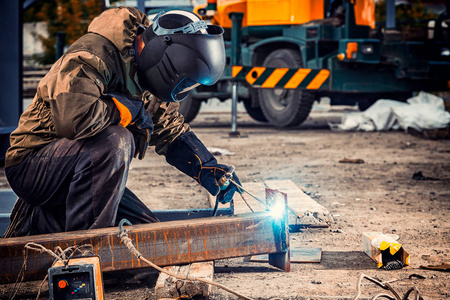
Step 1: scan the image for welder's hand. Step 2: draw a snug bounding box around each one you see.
[199,165,244,204]
[127,123,151,160]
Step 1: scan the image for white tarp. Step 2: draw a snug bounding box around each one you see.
[330,92,450,132]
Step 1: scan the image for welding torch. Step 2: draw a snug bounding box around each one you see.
[218,165,235,191]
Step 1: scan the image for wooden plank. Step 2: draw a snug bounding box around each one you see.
[0,212,290,284]
[251,247,322,263]
[155,261,214,299]
[209,180,333,228]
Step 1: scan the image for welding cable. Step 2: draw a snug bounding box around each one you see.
[352,274,400,300]
[118,219,255,300]
[352,273,424,300]
[212,198,220,217]
[403,286,423,300]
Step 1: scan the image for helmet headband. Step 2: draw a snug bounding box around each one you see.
[152,11,208,35]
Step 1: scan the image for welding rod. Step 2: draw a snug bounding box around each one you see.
[229,178,270,209]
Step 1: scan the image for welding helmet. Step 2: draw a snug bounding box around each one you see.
[137,10,225,102]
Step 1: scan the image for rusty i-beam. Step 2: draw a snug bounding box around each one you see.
[0,210,290,284]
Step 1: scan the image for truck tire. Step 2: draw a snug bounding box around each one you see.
[243,96,268,122]
[178,94,202,123]
[257,49,315,127]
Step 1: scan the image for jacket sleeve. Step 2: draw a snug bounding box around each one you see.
[49,51,120,140]
[143,91,190,155]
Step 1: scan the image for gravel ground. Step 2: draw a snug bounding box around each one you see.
[1,101,449,299]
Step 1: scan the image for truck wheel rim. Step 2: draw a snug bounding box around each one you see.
[267,88,291,111]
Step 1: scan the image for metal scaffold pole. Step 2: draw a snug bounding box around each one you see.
[0,0,22,164]
[229,12,243,137]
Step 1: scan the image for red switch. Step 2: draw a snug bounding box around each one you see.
[58,280,68,289]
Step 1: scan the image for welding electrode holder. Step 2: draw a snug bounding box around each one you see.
[212,165,236,217]
[218,165,235,190]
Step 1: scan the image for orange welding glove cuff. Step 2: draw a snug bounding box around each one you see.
[108,92,153,130]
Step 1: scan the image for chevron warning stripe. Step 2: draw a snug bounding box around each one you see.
[232,66,330,90]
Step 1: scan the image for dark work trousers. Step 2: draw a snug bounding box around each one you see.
[4,125,158,238]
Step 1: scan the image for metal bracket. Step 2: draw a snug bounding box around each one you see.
[266,188,290,272]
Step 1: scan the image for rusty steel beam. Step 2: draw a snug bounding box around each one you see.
[0,211,289,284]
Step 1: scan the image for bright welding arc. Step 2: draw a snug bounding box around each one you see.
[230,178,302,219]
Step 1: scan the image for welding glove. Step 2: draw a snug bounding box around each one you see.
[165,131,244,204]
[109,93,154,159]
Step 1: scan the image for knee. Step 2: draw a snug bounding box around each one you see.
[88,126,134,164]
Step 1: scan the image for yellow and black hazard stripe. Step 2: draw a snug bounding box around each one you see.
[232,66,330,90]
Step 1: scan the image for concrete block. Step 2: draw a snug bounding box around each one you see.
[155,261,214,299]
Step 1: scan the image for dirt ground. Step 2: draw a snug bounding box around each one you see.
[1,104,449,299]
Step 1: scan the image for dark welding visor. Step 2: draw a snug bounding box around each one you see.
[137,25,225,102]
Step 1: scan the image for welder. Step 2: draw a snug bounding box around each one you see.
[2,7,243,238]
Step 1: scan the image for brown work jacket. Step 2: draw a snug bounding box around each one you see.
[5,7,189,168]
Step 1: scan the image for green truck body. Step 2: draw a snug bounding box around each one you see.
[180,0,450,127]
